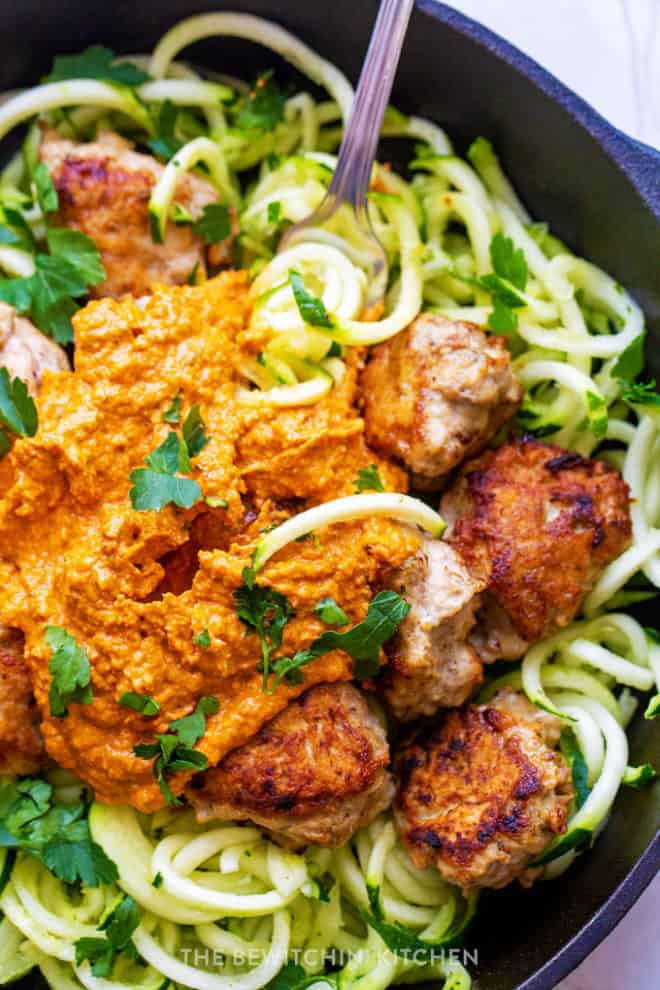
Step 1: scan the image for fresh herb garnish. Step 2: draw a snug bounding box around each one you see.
[290,270,334,328]
[32,162,59,214]
[133,696,219,804]
[0,368,38,456]
[0,777,117,887]
[619,378,660,407]
[314,596,349,626]
[612,331,646,380]
[46,46,150,86]
[267,201,282,225]
[354,464,385,493]
[119,691,160,717]
[162,393,182,424]
[75,895,140,978]
[267,590,410,692]
[233,570,295,691]
[192,203,231,244]
[182,403,210,458]
[129,409,208,512]
[45,626,93,718]
[148,100,181,161]
[237,71,287,132]
[474,233,528,332]
[193,628,211,649]
[0,228,104,343]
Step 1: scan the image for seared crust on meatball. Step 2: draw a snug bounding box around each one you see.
[361,315,522,489]
[394,689,573,890]
[187,683,393,847]
[381,538,486,719]
[40,129,230,299]
[442,437,632,659]
[0,627,45,776]
[0,302,69,394]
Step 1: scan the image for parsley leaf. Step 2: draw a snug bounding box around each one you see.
[182,404,210,458]
[0,228,105,343]
[490,232,528,290]
[193,628,211,648]
[290,270,334,328]
[119,691,160,717]
[192,204,231,244]
[163,393,182,424]
[148,100,181,162]
[0,777,117,887]
[0,368,38,446]
[45,626,93,718]
[355,464,385,493]
[619,379,660,407]
[267,590,410,692]
[314,597,349,626]
[237,71,287,132]
[129,431,202,512]
[75,895,140,978]
[46,46,150,87]
[488,295,519,333]
[612,332,646,380]
[32,162,58,213]
[169,696,219,747]
[133,697,218,804]
[233,572,295,690]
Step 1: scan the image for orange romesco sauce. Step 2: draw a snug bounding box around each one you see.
[0,272,417,811]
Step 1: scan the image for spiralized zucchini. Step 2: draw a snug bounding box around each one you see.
[0,11,658,990]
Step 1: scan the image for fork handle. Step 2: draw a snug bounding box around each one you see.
[329,0,415,210]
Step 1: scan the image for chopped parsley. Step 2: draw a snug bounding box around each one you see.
[267,590,410,692]
[267,201,282,225]
[290,270,334,328]
[0,777,118,887]
[119,691,160,717]
[163,393,182,424]
[148,100,181,161]
[46,46,150,86]
[354,464,385,493]
[474,233,529,332]
[75,895,140,978]
[233,569,295,691]
[32,162,58,214]
[314,596,349,626]
[182,403,210,458]
[0,228,105,343]
[193,203,231,244]
[45,626,93,718]
[0,368,38,457]
[129,404,210,513]
[133,696,219,804]
[193,628,211,649]
[236,71,287,132]
[619,378,660,407]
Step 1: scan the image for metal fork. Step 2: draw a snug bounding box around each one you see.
[278,0,415,307]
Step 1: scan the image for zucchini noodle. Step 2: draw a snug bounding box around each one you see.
[0,12,657,990]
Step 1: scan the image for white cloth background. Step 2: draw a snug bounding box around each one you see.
[441,2,660,988]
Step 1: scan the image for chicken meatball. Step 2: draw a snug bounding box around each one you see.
[442,437,632,660]
[361,314,522,489]
[40,129,232,299]
[381,538,485,719]
[0,627,45,776]
[0,302,69,394]
[187,683,393,847]
[394,688,573,890]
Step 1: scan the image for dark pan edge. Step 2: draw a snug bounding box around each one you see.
[417,0,660,218]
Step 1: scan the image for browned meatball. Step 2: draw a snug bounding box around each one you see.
[40,129,233,299]
[0,302,69,394]
[441,437,632,660]
[0,627,45,776]
[381,537,485,719]
[361,315,522,489]
[394,689,573,890]
[187,683,393,847]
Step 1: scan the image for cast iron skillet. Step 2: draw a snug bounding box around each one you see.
[1,1,658,988]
